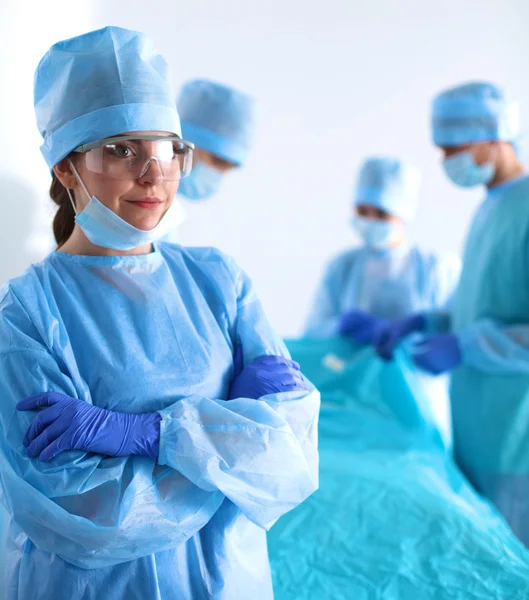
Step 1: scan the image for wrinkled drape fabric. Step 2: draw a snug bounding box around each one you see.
[268,339,529,599]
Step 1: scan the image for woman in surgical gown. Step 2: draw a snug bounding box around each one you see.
[0,27,319,600]
[305,157,460,443]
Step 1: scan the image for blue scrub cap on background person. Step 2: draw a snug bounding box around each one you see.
[177,79,256,166]
[354,157,421,222]
[34,26,182,168]
[432,82,520,147]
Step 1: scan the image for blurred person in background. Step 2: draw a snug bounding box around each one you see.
[305,157,460,443]
[163,79,257,243]
[377,82,529,547]
[177,78,256,202]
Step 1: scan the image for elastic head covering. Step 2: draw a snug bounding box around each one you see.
[177,79,256,166]
[34,26,182,168]
[354,157,421,222]
[432,81,520,147]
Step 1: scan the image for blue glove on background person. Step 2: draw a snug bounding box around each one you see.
[375,313,427,360]
[412,333,462,374]
[338,310,387,345]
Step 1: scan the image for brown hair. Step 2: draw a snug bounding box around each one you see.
[50,172,75,247]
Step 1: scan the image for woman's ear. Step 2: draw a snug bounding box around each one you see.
[53,158,78,189]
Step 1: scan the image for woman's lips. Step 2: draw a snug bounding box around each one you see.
[127,197,163,210]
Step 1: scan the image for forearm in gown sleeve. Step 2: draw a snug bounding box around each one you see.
[459,319,529,374]
[0,343,224,570]
[158,264,320,530]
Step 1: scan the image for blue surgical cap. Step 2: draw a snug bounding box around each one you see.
[354,158,421,222]
[432,81,520,147]
[177,79,256,166]
[34,26,181,168]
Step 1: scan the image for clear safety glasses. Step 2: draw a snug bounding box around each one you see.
[73,134,194,181]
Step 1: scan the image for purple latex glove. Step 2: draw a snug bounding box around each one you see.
[229,355,308,400]
[233,344,244,378]
[375,313,427,360]
[412,333,462,375]
[338,310,387,345]
[17,392,161,462]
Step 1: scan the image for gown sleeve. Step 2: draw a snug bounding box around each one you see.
[457,320,529,374]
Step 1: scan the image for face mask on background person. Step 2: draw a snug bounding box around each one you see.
[443,150,495,188]
[352,216,402,250]
[177,161,225,201]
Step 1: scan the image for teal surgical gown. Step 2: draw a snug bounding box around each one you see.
[449,174,529,546]
[0,243,319,599]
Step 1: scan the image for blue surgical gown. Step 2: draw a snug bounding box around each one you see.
[449,174,529,547]
[0,243,319,600]
[305,244,460,446]
[305,244,460,337]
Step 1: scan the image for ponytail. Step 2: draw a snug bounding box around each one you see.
[50,173,75,246]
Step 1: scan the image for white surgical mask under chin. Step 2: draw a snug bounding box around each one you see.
[178,162,224,201]
[67,162,184,251]
[352,216,401,250]
[442,150,496,188]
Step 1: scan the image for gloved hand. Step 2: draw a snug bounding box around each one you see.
[338,310,387,345]
[229,355,308,400]
[412,333,462,375]
[375,313,427,360]
[17,392,161,462]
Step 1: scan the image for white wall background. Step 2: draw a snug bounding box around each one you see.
[2,0,529,336]
[0,2,95,282]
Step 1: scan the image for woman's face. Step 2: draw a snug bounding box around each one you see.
[355,204,401,224]
[58,131,181,231]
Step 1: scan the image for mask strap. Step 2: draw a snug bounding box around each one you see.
[66,160,92,215]
[65,188,78,215]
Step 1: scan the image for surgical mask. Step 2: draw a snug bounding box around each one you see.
[442,150,495,188]
[67,163,184,250]
[352,216,400,250]
[178,161,224,201]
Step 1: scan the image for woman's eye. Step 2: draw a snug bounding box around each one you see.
[107,144,134,158]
